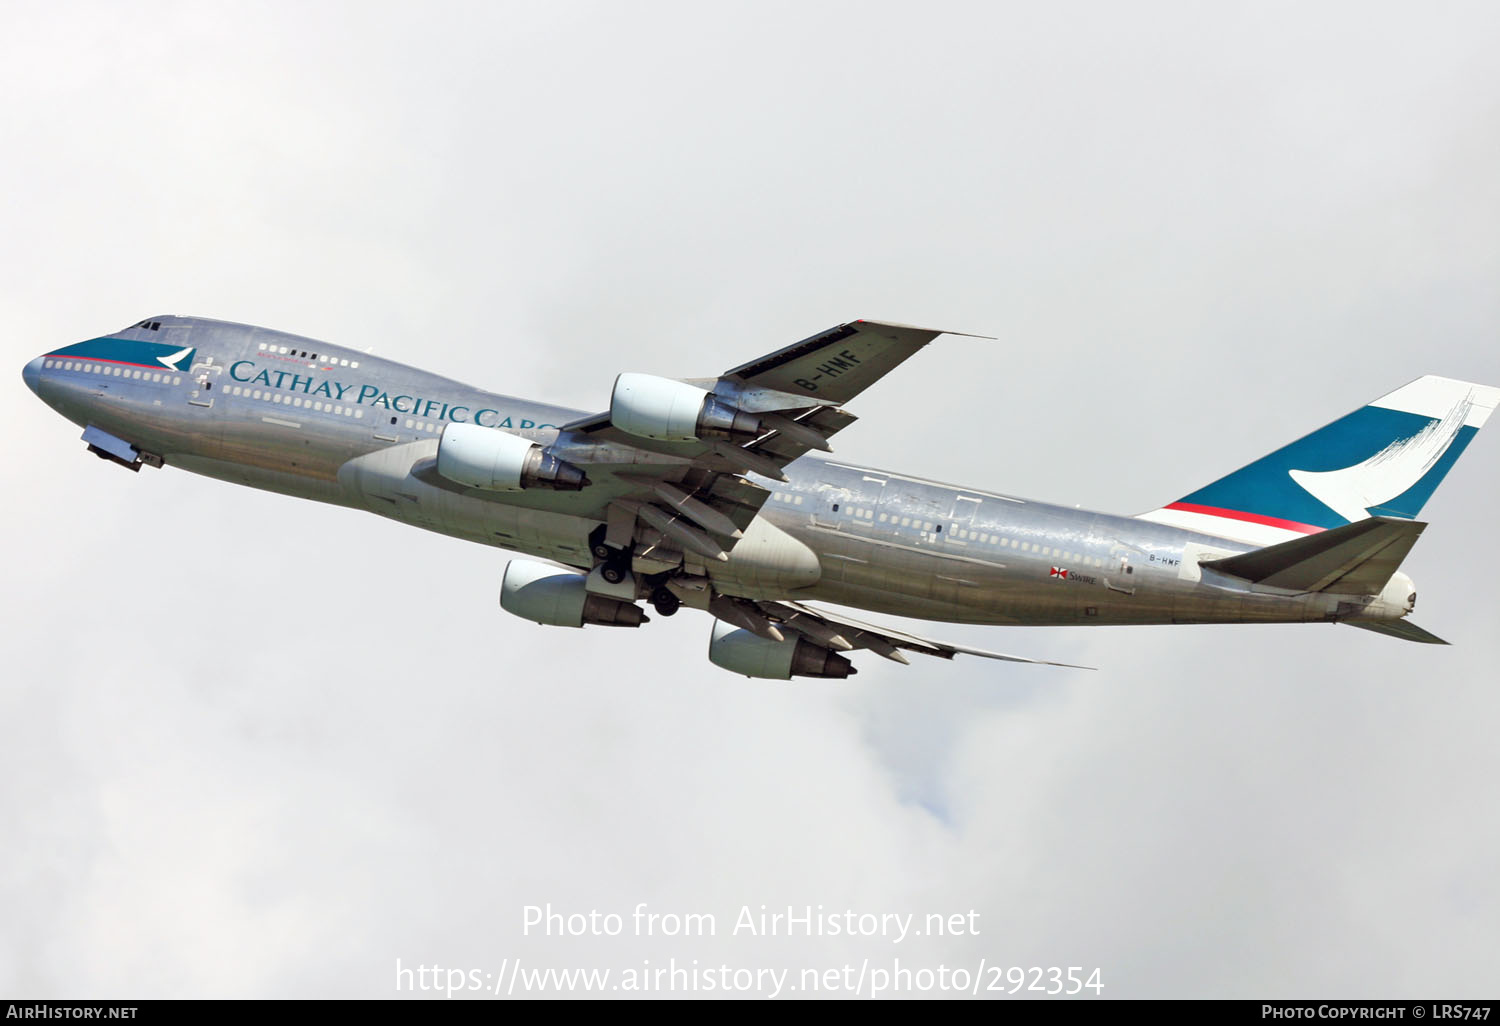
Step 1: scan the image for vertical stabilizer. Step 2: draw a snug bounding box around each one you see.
[1137,376,1500,545]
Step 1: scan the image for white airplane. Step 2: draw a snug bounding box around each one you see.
[23,316,1498,677]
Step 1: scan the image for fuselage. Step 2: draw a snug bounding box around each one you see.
[22,316,1413,631]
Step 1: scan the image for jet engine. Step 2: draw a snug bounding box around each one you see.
[707,620,855,679]
[501,560,647,627]
[438,423,587,491]
[610,373,763,442]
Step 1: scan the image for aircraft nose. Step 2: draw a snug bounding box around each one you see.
[22,356,45,395]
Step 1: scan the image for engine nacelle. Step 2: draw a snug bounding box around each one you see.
[610,373,762,442]
[707,620,855,679]
[501,560,647,628]
[437,422,587,491]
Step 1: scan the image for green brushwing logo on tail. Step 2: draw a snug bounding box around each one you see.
[1164,378,1497,533]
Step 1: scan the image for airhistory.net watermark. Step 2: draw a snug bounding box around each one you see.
[520,902,982,943]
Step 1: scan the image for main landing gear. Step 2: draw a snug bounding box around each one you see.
[649,587,680,617]
[589,528,633,585]
[586,526,680,614]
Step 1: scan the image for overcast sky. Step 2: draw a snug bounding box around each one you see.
[4,0,1499,999]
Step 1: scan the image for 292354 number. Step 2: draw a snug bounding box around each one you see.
[987,966,1103,995]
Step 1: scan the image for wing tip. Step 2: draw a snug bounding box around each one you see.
[853,318,996,340]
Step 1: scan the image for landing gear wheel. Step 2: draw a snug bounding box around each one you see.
[649,587,681,617]
[591,542,613,561]
[601,563,627,585]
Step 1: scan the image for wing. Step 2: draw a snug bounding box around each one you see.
[708,595,1094,670]
[559,318,979,463]
[721,319,986,405]
[533,319,985,568]
[405,318,1080,676]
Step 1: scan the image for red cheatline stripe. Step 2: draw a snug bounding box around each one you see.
[1163,502,1324,535]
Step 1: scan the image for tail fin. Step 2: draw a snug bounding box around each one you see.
[1138,375,1500,544]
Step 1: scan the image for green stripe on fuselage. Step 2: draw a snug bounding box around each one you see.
[50,336,196,371]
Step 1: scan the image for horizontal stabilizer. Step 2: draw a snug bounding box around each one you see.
[1344,619,1450,645]
[1201,516,1426,594]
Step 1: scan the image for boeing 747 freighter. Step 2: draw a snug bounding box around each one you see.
[22,316,1497,677]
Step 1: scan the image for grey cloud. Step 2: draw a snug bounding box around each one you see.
[4,0,1498,997]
